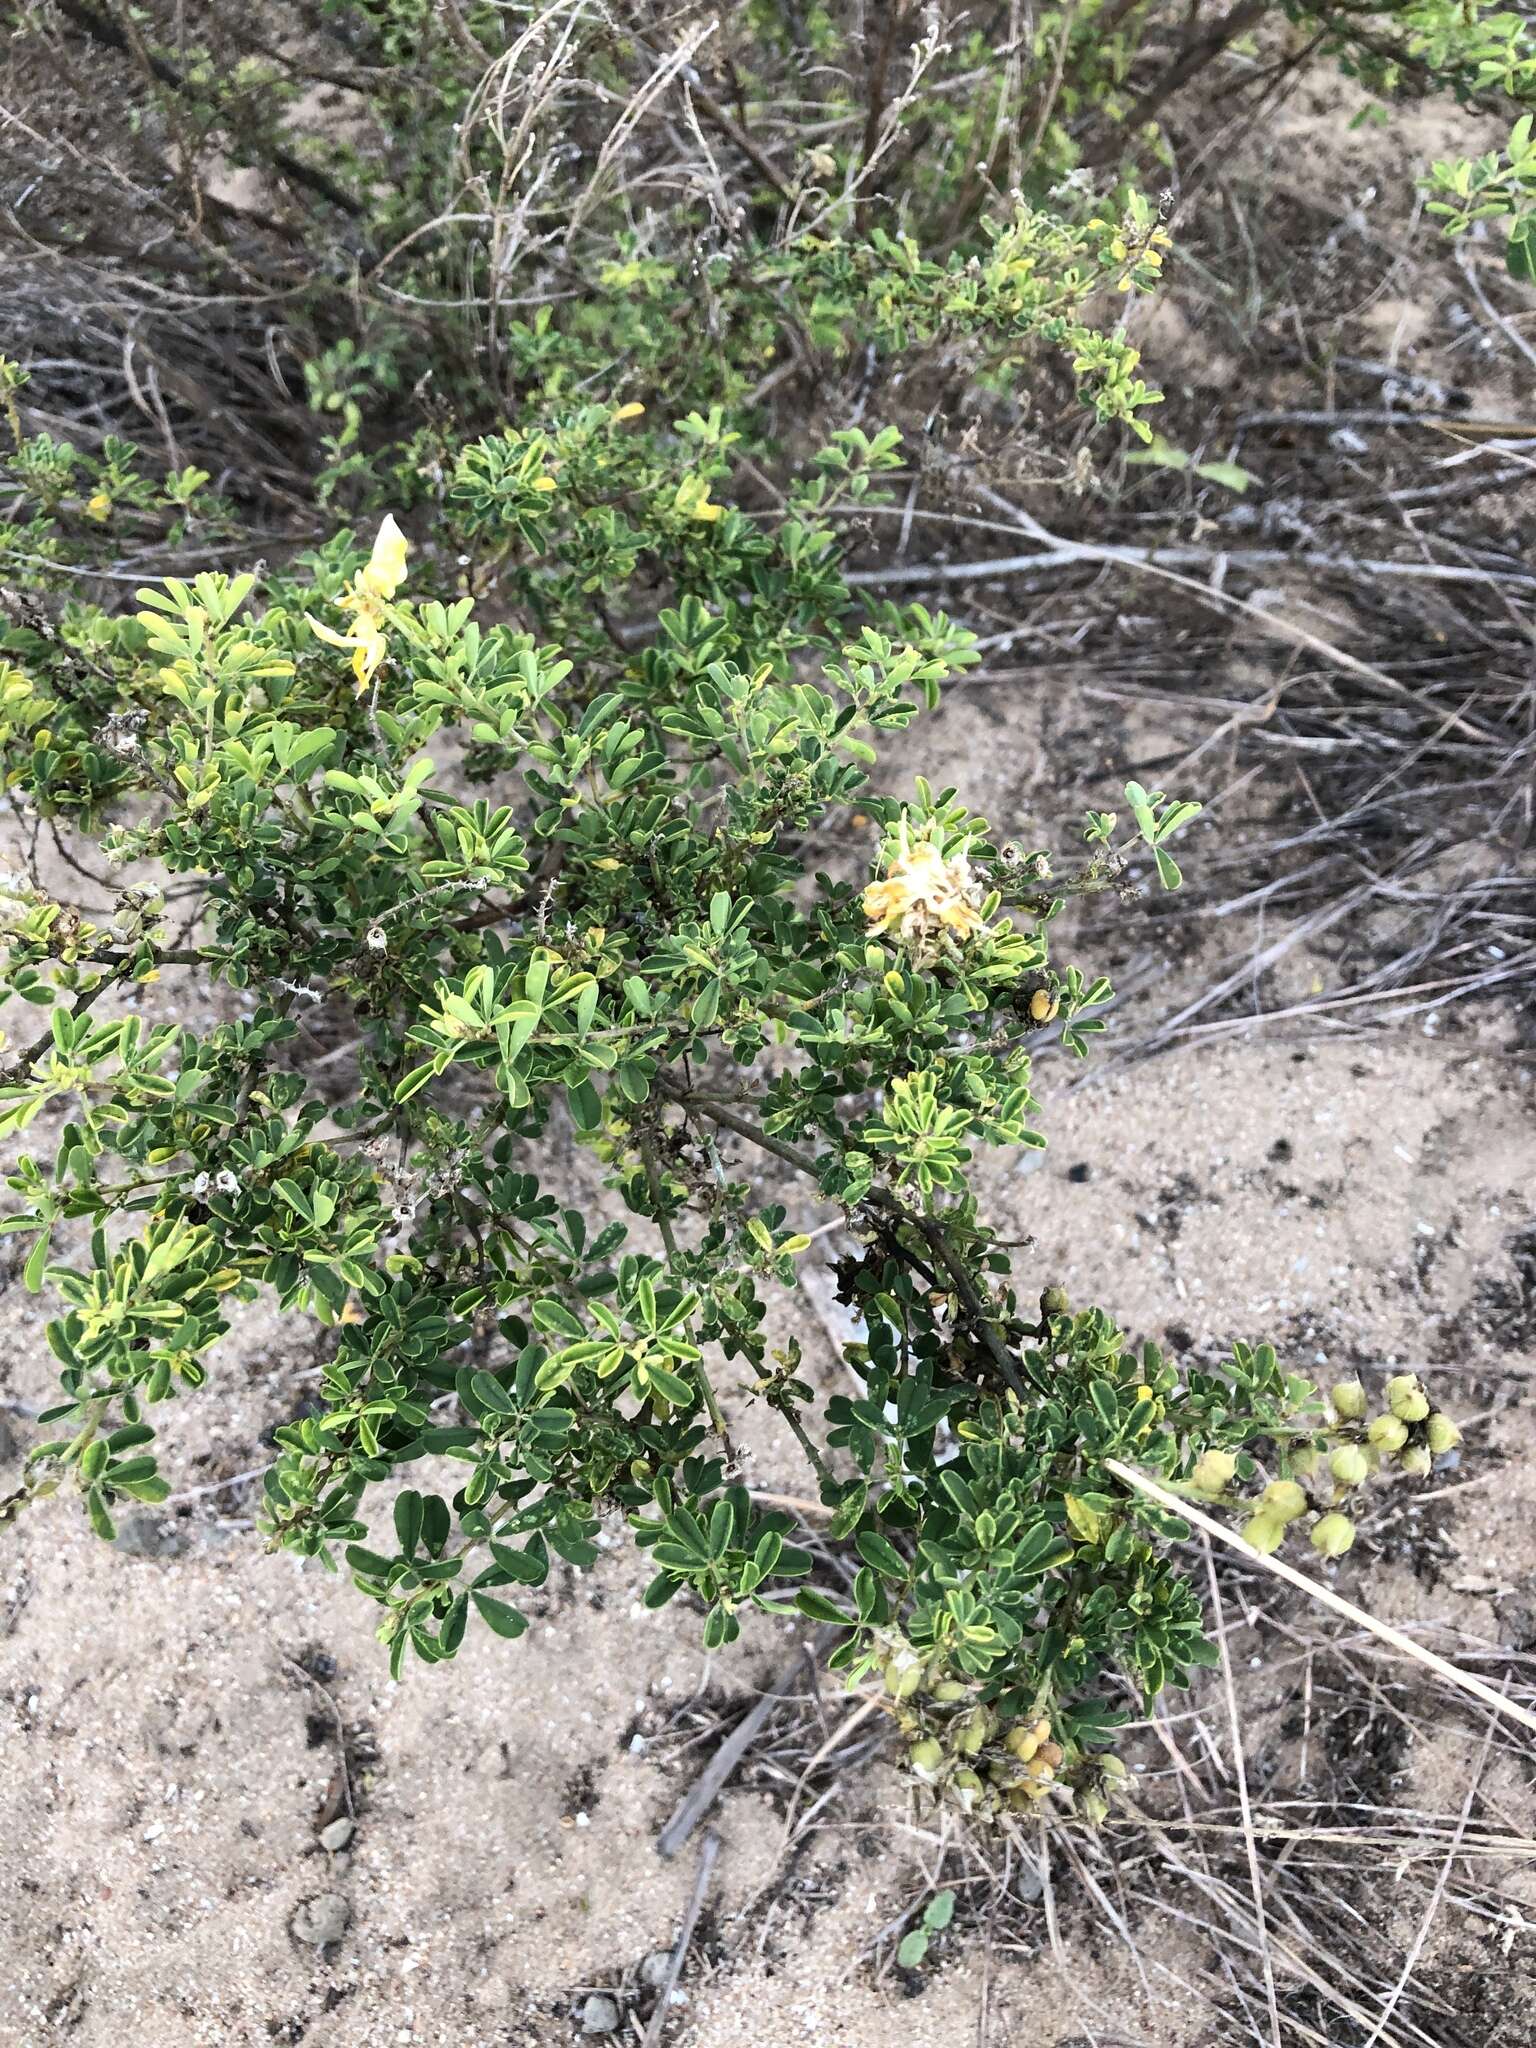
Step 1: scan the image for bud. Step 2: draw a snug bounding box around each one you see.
[1041,1287,1069,1317]
[1399,1445,1432,1479]
[1331,1379,1367,1421]
[1367,1413,1408,1454]
[1426,1413,1461,1456]
[1263,1479,1307,1521]
[1386,1373,1430,1423]
[1190,1449,1237,1496]
[1329,1445,1369,1488]
[1310,1512,1355,1558]
[1244,1510,1287,1555]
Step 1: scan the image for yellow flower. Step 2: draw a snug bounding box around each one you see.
[306,515,410,693]
[531,475,557,493]
[84,491,112,522]
[612,402,646,422]
[674,476,722,523]
[863,830,987,959]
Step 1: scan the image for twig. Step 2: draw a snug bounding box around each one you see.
[641,1828,722,2048]
[1360,1693,1500,2048]
[278,1651,354,1822]
[1204,1536,1283,2048]
[656,1626,840,1858]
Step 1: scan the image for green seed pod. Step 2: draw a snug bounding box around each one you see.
[1078,1786,1110,1825]
[908,1738,945,1781]
[950,1767,984,1812]
[884,1650,925,1700]
[953,1706,994,1756]
[1387,1373,1430,1423]
[1310,1512,1355,1558]
[1399,1445,1432,1479]
[1244,1510,1287,1555]
[930,1678,969,1704]
[1041,1286,1070,1317]
[1331,1379,1367,1421]
[1263,1479,1308,1521]
[1367,1413,1408,1454]
[1426,1413,1462,1456]
[1329,1445,1369,1488]
[1190,1449,1237,1496]
[1004,1722,1041,1763]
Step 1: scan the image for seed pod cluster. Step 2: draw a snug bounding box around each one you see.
[1190,1372,1460,1566]
[1348,1372,1459,1483]
[872,1638,1116,1823]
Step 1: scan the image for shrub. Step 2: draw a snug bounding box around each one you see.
[0,371,1463,1820]
[0,0,1509,1822]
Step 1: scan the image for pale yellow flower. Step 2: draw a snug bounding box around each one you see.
[307,515,410,693]
[863,829,986,958]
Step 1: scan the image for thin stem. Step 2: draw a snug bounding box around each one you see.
[659,1074,1030,1401]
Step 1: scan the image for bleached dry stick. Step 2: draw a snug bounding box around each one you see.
[1104,1460,1536,1737]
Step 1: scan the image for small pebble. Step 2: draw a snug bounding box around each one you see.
[639,1949,673,1991]
[291,1892,350,1948]
[579,1991,622,2035]
[330,1852,352,1878]
[318,1817,355,1853]
[1014,1856,1045,1904]
[114,1513,188,1560]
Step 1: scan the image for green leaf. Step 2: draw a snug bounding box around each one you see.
[531,1298,584,1339]
[23,1228,51,1293]
[794,1588,853,1624]
[394,1490,423,1557]
[1192,457,1254,492]
[472,1592,528,1640]
[896,1930,929,1969]
[855,1529,909,1580]
[346,1544,395,1579]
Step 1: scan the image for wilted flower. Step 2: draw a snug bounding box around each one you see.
[307,515,410,692]
[863,825,986,960]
